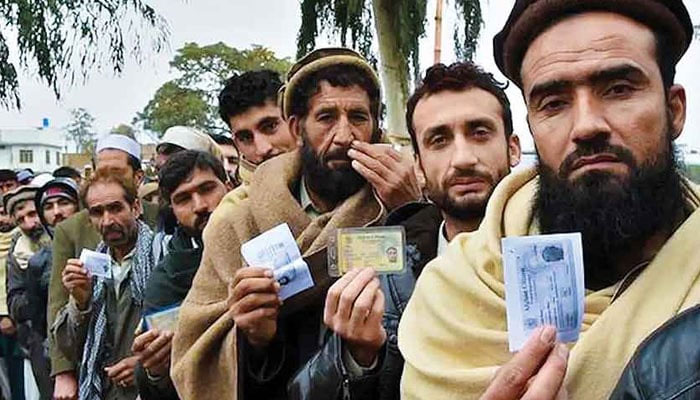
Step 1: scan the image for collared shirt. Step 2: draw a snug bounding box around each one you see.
[110,247,135,299]
[299,177,321,218]
[437,220,449,256]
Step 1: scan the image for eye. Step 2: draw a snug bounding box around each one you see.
[539,98,567,113]
[349,112,369,123]
[260,120,279,134]
[605,83,634,97]
[472,127,491,138]
[236,132,253,144]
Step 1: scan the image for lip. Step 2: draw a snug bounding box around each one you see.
[449,177,488,191]
[571,154,622,171]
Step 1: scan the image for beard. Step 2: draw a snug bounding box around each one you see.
[25,226,45,242]
[535,129,685,290]
[0,220,14,233]
[181,211,211,239]
[301,131,374,206]
[101,222,138,248]
[425,166,508,221]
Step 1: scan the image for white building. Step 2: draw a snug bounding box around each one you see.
[0,127,65,172]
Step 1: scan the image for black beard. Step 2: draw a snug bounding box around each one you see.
[26,226,45,242]
[301,141,367,207]
[0,221,15,233]
[535,134,685,290]
[425,167,508,221]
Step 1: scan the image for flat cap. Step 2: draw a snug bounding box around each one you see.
[494,0,694,87]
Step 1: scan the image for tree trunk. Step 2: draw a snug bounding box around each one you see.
[372,0,410,141]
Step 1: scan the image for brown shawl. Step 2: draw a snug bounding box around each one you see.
[171,150,385,399]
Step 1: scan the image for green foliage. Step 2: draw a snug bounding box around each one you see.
[684,164,700,184]
[110,124,136,139]
[0,0,168,109]
[65,108,96,154]
[135,43,292,137]
[453,0,483,61]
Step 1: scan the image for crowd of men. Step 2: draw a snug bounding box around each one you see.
[0,0,698,399]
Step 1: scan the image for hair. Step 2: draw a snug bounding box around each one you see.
[81,169,138,208]
[0,170,17,182]
[289,64,381,128]
[218,70,283,128]
[53,166,81,180]
[158,150,227,204]
[655,32,676,90]
[406,62,513,154]
[210,134,235,147]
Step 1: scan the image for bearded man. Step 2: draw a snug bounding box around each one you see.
[398,1,699,399]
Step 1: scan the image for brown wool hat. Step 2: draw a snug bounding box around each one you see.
[279,47,381,119]
[493,0,694,87]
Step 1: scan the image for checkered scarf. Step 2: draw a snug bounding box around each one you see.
[78,221,154,400]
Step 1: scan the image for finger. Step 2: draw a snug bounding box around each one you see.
[113,366,134,383]
[481,325,557,400]
[351,141,403,163]
[235,306,278,330]
[233,292,282,315]
[349,277,381,327]
[348,148,396,181]
[324,268,364,323]
[231,277,279,302]
[366,285,385,326]
[138,330,170,360]
[523,343,569,400]
[143,340,172,369]
[232,267,273,288]
[104,363,126,378]
[131,329,159,353]
[335,268,377,321]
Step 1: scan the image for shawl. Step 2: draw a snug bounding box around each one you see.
[398,167,700,400]
[78,221,154,400]
[171,149,385,400]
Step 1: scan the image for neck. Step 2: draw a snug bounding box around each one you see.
[442,212,482,241]
[112,236,137,263]
[304,178,336,214]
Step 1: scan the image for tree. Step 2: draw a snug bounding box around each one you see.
[110,124,137,139]
[297,0,482,138]
[0,0,169,109]
[65,108,96,154]
[135,43,292,136]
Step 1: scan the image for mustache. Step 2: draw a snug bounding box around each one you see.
[194,212,211,229]
[101,224,125,237]
[444,168,494,186]
[321,147,352,165]
[559,140,637,177]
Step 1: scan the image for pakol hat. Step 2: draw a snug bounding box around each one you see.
[280,47,381,119]
[493,0,694,87]
[3,185,39,216]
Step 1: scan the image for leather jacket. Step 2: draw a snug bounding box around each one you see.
[609,304,700,400]
[288,203,443,400]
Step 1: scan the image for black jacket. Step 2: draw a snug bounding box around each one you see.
[609,304,700,400]
[288,203,443,400]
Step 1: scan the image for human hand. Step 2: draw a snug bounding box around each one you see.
[0,316,15,336]
[348,141,421,210]
[104,355,139,388]
[53,371,78,400]
[61,259,92,310]
[324,268,386,367]
[480,325,568,400]
[230,267,282,349]
[131,328,174,378]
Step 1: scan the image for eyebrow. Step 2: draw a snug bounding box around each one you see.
[256,116,279,128]
[528,64,648,103]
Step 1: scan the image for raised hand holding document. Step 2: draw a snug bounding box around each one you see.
[502,233,585,352]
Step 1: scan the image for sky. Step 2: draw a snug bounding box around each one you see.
[0,0,698,152]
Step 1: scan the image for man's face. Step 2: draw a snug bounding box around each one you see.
[13,200,43,241]
[96,149,143,184]
[521,12,685,183]
[86,182,140,249]
[229,100,298,165]
[0,180,18,194]
[413,88,520,219]
[218,144,239,176]
[42,197,78,227]
[0,205,14,233]
[169,167,227,237]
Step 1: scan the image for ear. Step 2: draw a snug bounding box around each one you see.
[668,84,686,140]
[414,154,426,191]
[134,170,145,186]
[507,134,522,168]
[133,197,143,218]
[288,116,301,142]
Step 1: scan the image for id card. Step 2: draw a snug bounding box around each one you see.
[79,249,111,278]
[144,304,181,332]
[328,226,406,277]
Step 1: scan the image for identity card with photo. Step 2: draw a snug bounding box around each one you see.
[241,223,314,301]
[144,304,181,332]
[79,249,111,279]
[328,226,406,277]
[502,233,585,352]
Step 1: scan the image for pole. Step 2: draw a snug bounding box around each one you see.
[434,0,444,64]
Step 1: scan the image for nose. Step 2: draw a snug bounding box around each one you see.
[191,193,208,214]
[331,115,354,147]
[450,133,479,170]
[253,135,275,162]
[570,90,611,144]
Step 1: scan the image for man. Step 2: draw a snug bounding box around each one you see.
[219,69,299,166]
[7,179,80,399]
[399,1,698,399]
[172,47,419,400]
[0,169,18,194]
[133,150,231,400]
[210,134,239,182]
[154,126,222,171]
[290,61,521,399]
[47,134,158,400]
[16,169,34,186]
[53,171,155,400]
[53,166,82,186]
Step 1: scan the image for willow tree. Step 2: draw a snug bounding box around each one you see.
[297,0,482,138]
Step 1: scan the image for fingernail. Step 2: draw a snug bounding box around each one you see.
[539,326,556,345]
[347,149,356,156]
[557,343,569,360]
[274,282,281,290]
[264,270,273,278]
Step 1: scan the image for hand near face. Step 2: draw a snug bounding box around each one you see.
[480,326,568,400]
[61,259,92,310]
[230,267,282,349]
[104,355,139,388]
[324,268,386,367]
[132,328,174,378]
[348,141,421,211]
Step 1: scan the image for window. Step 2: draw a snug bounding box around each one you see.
[46,150,50,164]
[56,152,60,165]
[19,150,33,164]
